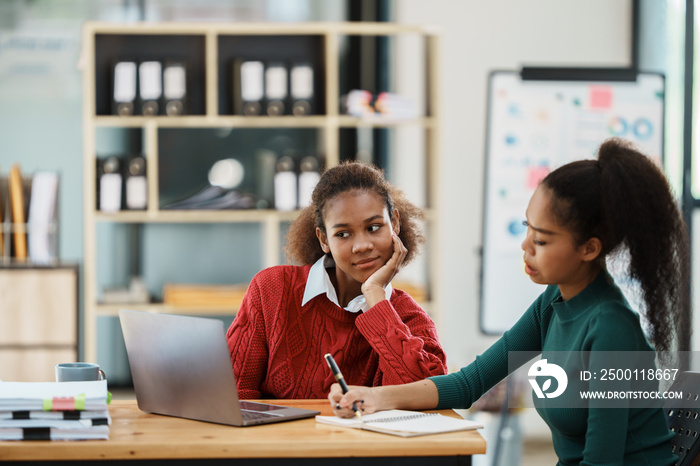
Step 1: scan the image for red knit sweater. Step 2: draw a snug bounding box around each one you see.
[226,265,447,399]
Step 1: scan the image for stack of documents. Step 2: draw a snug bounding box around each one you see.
[0,380,110,441]
[161,185,256,210]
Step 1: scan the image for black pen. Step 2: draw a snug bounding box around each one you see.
[324,353,362,420]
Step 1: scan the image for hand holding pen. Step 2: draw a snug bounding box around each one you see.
[324,353,362,420]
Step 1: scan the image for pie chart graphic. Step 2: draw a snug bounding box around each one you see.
[608,116,627,136]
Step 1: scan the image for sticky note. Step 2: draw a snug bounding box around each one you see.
[589,85,613,109]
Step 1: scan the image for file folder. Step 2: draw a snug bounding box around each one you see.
[265,62,288,116]
[274,156,297,211]
[139,61,163,116]
[27,171,58,265]
[254,149,276,209]
[298,156,320,208]
[8,164,27,260]
[290,63,314,116]
[233,60,264,115]
[1,192,8,261]
[99,156,122,213]
[125,155,147,210]
[163,61,187,116]
[112,61,137,116]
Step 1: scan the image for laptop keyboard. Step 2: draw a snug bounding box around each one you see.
[239,401,285,412]
[239,401,285,420]
[240,410,282,420]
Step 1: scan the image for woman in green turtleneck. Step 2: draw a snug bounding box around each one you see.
[329,138,690,466]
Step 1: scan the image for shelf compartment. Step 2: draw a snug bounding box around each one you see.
[95,222,263,309]
[157,127,322,209]
[93,34,206,116]
[217,34,326,116]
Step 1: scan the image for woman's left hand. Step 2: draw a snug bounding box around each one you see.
[362,233,407,307]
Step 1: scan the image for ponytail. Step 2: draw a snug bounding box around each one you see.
[597,139,689,352]
[542,138,690,353]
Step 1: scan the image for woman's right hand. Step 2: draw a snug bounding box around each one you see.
[328,383,381,418]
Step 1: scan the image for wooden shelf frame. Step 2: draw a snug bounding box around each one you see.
[82,21,441,363]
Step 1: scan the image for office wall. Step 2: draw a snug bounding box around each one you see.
[0,0,348,383]
[392,0,633,441]
[393,0,632,368]
[0,0,644,378]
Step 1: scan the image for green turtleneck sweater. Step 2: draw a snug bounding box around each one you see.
[429,272,675,466]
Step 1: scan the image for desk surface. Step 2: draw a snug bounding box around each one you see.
[0,399,486,461]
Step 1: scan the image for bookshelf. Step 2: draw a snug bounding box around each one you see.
[81,21,441,363]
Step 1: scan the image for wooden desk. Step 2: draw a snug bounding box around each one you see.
[0,399,486,465]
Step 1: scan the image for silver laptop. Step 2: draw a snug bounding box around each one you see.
[118,309,319,426]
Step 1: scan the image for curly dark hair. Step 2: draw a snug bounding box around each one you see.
[541,137,690,353]
[284,161,425,266]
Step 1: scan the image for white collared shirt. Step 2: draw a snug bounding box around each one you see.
[301,255,392,313]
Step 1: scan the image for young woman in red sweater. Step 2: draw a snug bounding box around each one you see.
[226,161,447,399]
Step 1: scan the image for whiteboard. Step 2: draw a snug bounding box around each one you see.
[480,70,665,335]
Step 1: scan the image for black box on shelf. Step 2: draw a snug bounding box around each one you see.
[218,35,324,116]
[290,62,315,116]
[232,59,264,116]
[111,61,137,116]
[95,34,205,117]
[264,61,288,116]
[163,61,188,116]
[137,60,163,116]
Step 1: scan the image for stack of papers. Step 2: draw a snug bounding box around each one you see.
[0,380,110,441]
[161,185,256,210]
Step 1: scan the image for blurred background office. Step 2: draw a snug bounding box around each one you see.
[0,1,695,465]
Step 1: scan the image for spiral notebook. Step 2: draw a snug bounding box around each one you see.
[315,409,482,437]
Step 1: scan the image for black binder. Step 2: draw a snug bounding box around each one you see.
[163,61,187,116]
[290,63,314,116]
[98,156,123,212]
[232,59,264,116]
[125,155,147,210]
[112,61,137,116]
[138,61,163,116]
[264,62,288,116]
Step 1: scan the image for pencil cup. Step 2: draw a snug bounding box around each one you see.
[55,362,106,382]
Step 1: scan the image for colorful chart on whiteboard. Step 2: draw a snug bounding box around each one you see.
[480,70,665,335]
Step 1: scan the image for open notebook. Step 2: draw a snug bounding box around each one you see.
[315,409,482,437]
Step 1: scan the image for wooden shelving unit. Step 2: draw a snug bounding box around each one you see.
[82,21,441,363]
[0,265,78,381]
